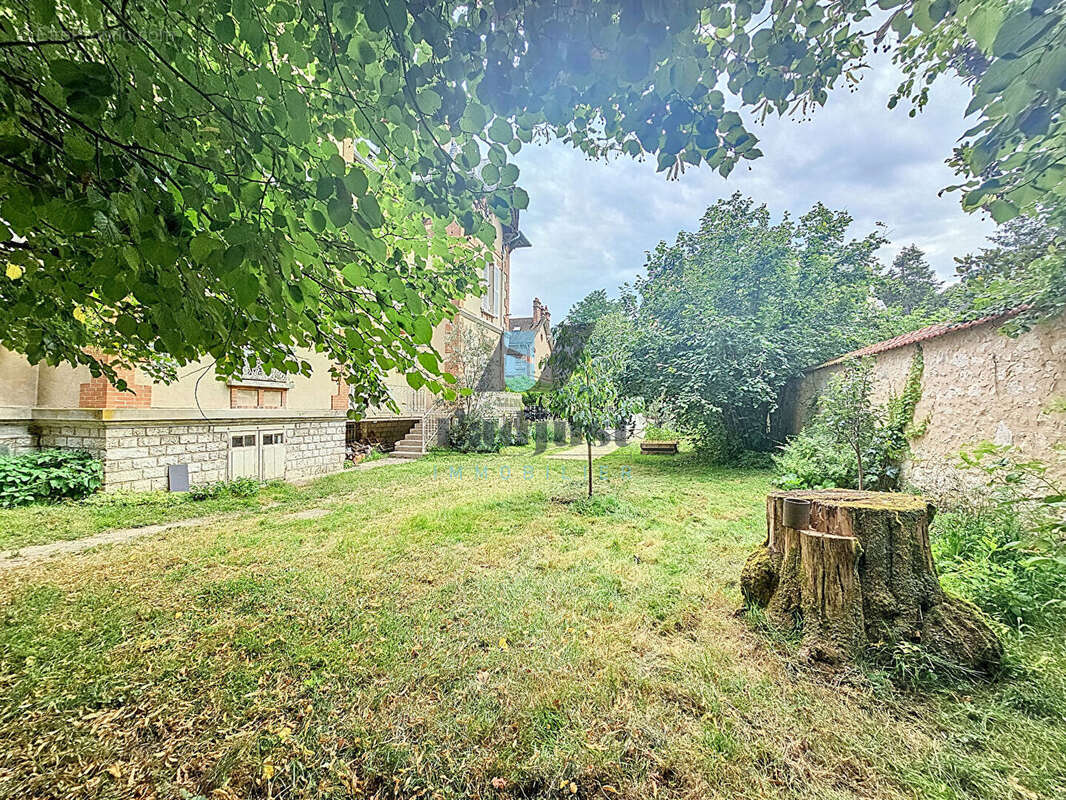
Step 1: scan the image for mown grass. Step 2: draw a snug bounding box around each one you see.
[0,481,309,552]
[0,446,1063,799]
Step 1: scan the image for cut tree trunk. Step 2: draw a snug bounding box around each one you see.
[741,489,1002,674]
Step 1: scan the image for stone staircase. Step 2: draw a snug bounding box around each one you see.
[391,420,425,459]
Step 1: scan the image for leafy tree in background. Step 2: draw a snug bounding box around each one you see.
[1,0,1062,401]
[558,288,637,329]
[547,353,640,497]
[948,215,1066,327]
[630,194,887,458]
[876,244,944,316]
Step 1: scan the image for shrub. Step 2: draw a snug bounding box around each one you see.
[448,412,504,453]
[931,442,1066,629]
[0,449,103,507]
[732,450,775,469]
[188,477,261,501]
[773,351,922,490]
[773,428,857,490]
[930,503,1066,629]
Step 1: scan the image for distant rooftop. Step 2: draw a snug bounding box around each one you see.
[813,306,1031,370]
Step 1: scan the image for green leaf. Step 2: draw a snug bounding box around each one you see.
[967,5,1006,53]
[481,163,500,184]
[1030,47,1066,93]
[328,196,353,227]
[344,168,369,197]
[214,16,235,41]
[417,351,440,374]
[488,117,513,144]
[308,209,327,233]
[358,195,382,228]
[460,102,487,133]
[412,316,432,343]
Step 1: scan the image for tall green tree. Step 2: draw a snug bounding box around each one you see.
[631,194,887,458]
[1,0,1061,400]
[949,214,1066,327]
[876,244,943,315]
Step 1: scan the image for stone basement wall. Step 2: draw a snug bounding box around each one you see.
[0,421,36,455]
[787,314,1066,493]
[35,417,345,491]
[348,419,416,450]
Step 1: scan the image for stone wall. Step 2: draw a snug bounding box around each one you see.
[348,419,416,450]
[0,421,35,455]
[787,314,1066,492]
[33,416,345,491]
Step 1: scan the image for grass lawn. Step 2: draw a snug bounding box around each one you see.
[0,446,1063,799]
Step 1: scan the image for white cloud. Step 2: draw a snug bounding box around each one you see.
[508,53,997,321]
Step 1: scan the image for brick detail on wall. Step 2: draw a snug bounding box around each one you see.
[78,356,153,409]
[331,374,349,411]
[230,386,287,409]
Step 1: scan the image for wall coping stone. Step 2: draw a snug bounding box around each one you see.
[0,407,33,422]
[27,408,347,424]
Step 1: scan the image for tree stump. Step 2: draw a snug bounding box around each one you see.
[741,489,1003,674]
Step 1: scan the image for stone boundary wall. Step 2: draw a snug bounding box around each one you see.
[33,417,344,491]
[785,314,1065,492]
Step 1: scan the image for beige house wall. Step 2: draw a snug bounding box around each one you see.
[0,349,38,407]
[149,351,338,411]
[789,314,1066,491]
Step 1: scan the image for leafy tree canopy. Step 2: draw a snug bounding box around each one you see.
[629,194,888,457]
[876,244,944,316]
[558,288,636,329]
[1,0,1062,403]
[948,214,1066,327]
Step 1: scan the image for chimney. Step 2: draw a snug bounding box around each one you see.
[541,305,550,328]
[532,297,542,325]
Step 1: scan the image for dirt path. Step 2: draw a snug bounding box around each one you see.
[0,517,219,570]
[1,458,414,569]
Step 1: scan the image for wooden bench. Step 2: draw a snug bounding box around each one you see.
[640,440,678,455]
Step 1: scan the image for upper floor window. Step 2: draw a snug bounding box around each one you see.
[481,262,503,318]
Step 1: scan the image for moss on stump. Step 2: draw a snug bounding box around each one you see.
[740,489,1003,677]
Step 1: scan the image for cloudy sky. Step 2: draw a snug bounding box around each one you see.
[507,53,998,323]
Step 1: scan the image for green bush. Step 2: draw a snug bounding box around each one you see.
[932,501,1066,629]
[774,352,921,491]
[188,477,261,501]
[447,412,503,453]
[772,428,858,489]
[0,449,103,507]
[731,450,775,469]
[931,442,1066,629]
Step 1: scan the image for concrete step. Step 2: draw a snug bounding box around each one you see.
[391,449,424,459]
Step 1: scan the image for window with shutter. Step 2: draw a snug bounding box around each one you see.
[495,266,503,317]
[481,262,493,314]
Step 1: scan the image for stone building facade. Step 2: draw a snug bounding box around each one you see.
[0,349,349,491]
[784,310,1066,492]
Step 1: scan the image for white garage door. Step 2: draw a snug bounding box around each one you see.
[229,433,259,479]
[260,431,286,480]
